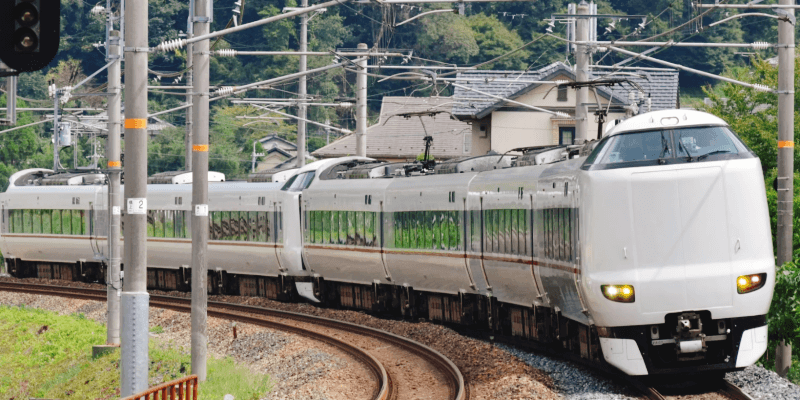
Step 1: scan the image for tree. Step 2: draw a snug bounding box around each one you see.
[417,13,479,64]
[466,14,530,70]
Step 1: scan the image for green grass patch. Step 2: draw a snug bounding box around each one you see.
[150,325,164,334]
[0,304,271,399]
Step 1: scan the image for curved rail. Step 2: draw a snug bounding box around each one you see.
[0,281,467,400]
[0,282,390,400]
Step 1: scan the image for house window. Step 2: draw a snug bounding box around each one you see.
[559,127,575,145]
[557,85,568,102]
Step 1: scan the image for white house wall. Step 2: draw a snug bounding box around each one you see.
[487,77,626,153]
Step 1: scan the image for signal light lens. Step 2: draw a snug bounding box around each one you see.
[601,284,635,303]
[14,2,39,27]
[14,28,38,52]
[736,273,767,294]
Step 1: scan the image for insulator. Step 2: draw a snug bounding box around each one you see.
[215,86,235,96]
[156,38,187,52]
[751,42,771,50]
[216,49,237,57]
[554,80,568,85]
[337,102,354,109]
[752,84,772,92]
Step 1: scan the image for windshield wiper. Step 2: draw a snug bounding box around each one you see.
[658,131,670,164]
[676,133,694,162]
[696,150,732,161]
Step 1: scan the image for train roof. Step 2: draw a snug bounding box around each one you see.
[605,109,728,137]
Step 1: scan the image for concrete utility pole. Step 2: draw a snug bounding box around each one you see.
[356,43,368,157]
[190,0,211,382]
[185,13,194,171]
[296,0,308,167]
[120,0,150,394]
[775,0,795,378]
[106,29,122,347]
[574,1,590,144]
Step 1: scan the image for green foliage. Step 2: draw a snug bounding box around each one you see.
[767,262,800,348]
[466,14,530,70]
[0,305,270,399]
[416,153,434,161]
[417,13,479,64]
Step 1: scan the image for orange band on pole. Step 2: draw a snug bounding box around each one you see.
[778,141,795,148]
[192,144,209,152]
[124,118,147,129]
[107,161,121,167]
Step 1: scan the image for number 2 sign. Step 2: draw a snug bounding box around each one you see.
[127,198,147,215]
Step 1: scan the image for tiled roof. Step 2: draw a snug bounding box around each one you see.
[452,62,679,118]
[313,96,472,160]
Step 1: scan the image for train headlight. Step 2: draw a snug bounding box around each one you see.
[601,284,635,303]
[736,273,767,294]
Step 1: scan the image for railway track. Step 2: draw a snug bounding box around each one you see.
[634,375,755,400]
[0,281,466,400]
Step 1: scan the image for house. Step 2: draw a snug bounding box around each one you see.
[312,96,472,162]
[254,134,315,172]
[452,62,680,154]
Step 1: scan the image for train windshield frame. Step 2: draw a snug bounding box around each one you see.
[581,125,754,171]
[281,171,316,192]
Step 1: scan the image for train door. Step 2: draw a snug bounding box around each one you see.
[378,201,392,281]
[479,197,492,290]
[529,193,544,302]
[273,202,283,272]
[462,198,477,289]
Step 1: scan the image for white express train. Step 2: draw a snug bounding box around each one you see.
[0,109,774,377]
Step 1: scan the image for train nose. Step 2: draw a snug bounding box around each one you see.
[630,166,733,314]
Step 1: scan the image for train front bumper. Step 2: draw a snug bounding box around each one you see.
[599,315,766,376]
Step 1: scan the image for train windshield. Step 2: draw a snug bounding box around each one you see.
[584,125,750,169]
[281,171,316,192]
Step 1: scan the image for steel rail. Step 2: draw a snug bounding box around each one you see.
[0,281,467,400]
[0,282,390,400]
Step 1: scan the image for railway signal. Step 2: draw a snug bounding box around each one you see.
[0,0,60,73]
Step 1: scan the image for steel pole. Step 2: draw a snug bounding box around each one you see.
[775,0,795,377]
[574,1,590,144]
[190,0,210,382]
[106,30,122,346]
[52,92,59,171]
[296,0,308,167]
[356,43,367,157]
[120,0,150,394]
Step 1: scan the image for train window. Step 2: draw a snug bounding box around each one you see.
[498,209,506,254]
[321,211,330,244]
[336,211,344,245]
[354,211,363,246]
[451,211,461,251]
[601,130,672,163]
[365,212,374,247]
[510,209,518,255]
[674,126,739,159]
[430,211,439,250]
[312,210,320,244]
[329,211,337,245]
[22,209,32,233]
[32,210,41,234]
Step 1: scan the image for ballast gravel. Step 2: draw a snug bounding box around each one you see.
[497,343,639,400]
[726,365,800,400]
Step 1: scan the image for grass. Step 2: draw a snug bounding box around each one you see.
[0,304,271,399]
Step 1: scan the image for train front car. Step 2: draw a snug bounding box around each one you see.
[579,110,774,376]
